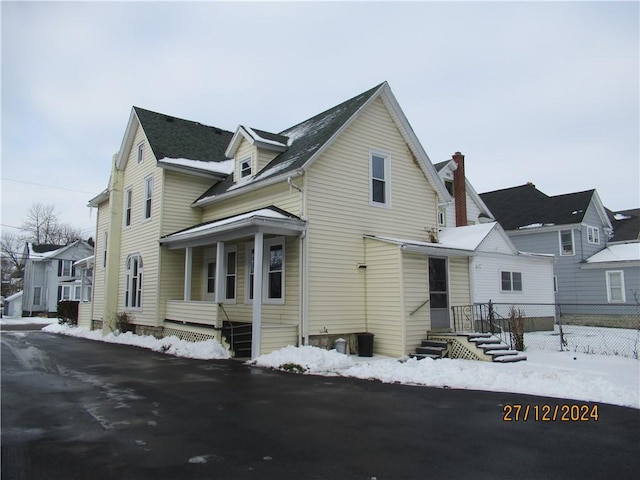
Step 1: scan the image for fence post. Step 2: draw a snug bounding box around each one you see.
[557,304,566,352]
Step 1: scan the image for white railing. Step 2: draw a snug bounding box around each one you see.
[165,300,219,327]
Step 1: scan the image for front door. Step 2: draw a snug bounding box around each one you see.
[429,257,450,330]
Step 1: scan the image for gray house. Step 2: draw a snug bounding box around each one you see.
[479,184,640,324]
[21,240,94,317]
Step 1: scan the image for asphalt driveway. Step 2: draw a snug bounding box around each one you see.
[1,329,638,480]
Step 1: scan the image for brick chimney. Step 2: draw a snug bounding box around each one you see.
[452,152,467,227]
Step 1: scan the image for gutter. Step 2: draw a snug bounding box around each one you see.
[193,169,304,207]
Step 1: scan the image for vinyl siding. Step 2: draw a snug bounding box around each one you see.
[201,181,302,221]
[235,139,256,181]
[257,149,279,173]
[92,200,110,321]
[364,238,403,356]
[118,123,162,326]
[160,170,210,236]
[261,323,299,354]
[470,254,555,310]
[403,253,430,354]
[578,265,640,305]
[448,256,471,307]
[306,97,439,336]
[477,228,516,255]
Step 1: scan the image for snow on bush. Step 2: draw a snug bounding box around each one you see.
[251,345,355,373]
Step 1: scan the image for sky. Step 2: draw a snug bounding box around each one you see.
[1,1,639,241]
[10,320,636,408]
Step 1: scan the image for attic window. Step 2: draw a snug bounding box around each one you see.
[444,179,454,196]
[137,142,144,164]
[240,157,252,178]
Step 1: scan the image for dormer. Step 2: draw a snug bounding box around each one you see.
[225,126,289,181]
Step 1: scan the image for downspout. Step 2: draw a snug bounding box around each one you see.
[289,175,306,346]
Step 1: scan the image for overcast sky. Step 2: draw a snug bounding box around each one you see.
[2,1,638,241]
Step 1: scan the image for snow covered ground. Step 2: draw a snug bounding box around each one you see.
[2,316,637,409]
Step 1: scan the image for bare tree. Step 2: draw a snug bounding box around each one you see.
[21,203,82,245]
[1,231,25,296]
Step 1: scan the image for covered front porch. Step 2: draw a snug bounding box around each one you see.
[159,207,306,358]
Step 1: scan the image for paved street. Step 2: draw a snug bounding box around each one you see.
[2,329,638,480]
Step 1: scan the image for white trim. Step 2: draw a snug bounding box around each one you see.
[252,232,264,359]
[143,175,153,221]
[223,245,237,304]
[586,225,600,245]
[500,270,523,292]
[559,229,575,256]
[605,270,626,303]
[263,236,285,305]
[137,142,144,164]
[245,244,255,304]
[124,187,133,227]
[124,254,143,310]
[369,149,391,208]
[239,156,253,179]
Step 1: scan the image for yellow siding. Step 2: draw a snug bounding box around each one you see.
[201,181,302,221]
[78,303,92,329]
[257,149,279,173]
[160,170,210,236]
[306,97,439,335]
[449,257,471,307]
[403,253,430,354]
[91,199,110,321]
[235,138,256,180]
[118,123,162,326]
[364,238,403,356]
[206,236,300,326]
[261,323,299,354]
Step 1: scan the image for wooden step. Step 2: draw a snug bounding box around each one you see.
[493,353,527,363]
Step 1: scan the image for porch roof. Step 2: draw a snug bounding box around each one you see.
[159,206,306,249]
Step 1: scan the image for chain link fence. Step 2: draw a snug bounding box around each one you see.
[453,303,640,359]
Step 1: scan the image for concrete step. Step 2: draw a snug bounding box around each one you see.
[409,353,441,360]
[493,353,527,363]
[477,343,510,351]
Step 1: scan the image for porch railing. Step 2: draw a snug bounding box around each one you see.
[451,302,514,349]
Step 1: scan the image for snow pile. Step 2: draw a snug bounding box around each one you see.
[42,323,230,360]
[252,345,355,373]
[253,346,639,409]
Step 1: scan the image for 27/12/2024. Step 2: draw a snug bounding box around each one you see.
[502,403,599,422]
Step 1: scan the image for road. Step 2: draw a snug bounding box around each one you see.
[1,329,638,480]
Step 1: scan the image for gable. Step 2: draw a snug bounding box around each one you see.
[194,82,450,207]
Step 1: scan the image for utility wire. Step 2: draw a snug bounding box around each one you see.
[1,177,99,195]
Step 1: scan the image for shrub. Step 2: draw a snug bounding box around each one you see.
[115,311,135,333]
[509,306,525,351]
[57,301,79,326]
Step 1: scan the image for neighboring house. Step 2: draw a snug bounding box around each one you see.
[83,82,544,359]
[479,184,640,320]
[434,154,555,317]
[21,240,94,317]
[4,291,23,317]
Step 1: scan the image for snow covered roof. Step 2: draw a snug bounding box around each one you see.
[366,223,498,256]
[585,243,640,264]
[194,82,450,206]
[4,291,23,302]
[158,157,234,179]
[159,206,306,249]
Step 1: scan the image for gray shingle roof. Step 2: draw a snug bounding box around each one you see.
[134,107,234,163]
[608,208,640,242]
[479,183,596,230]
[195,82,385,203]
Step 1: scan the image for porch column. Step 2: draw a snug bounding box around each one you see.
[252,231,264,359]
[214,242,225,304]
[184,247,193,301]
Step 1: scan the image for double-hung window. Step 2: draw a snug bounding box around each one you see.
[245,238,285,304]
[58,285,71,301]
[33,286,42,306]
[606,271,625,303]
[137,142,144,164]
[225,248,237,301]
[58,260,73,277]
[144,176,153,220]
[370,151,390,206]
[587,226,600,245]
[240,157,252,179]
[125,254,143,309]
[124,188,133,227]
[559,230,574,256]
[501,271,523,292]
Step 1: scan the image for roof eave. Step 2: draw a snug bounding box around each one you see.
[157,161,227,181]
